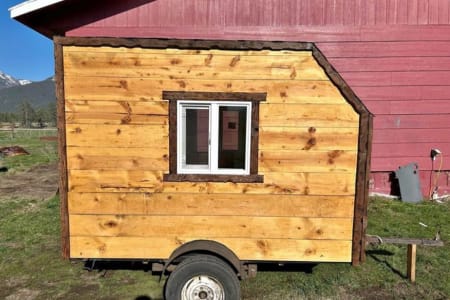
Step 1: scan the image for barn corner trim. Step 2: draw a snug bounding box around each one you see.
[54,36,372,264]
[54,37,70,259]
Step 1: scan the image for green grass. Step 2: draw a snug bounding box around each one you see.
[0,129,57,172]
[0,196,164,300]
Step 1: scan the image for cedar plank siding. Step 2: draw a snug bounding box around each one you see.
[62,44,360,262]
[53,0,450,197]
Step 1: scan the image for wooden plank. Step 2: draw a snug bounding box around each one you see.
[340,72,392,87]
[397,0,409,24]
[69,215,353,240]
[63,45,312,57]
[343,0,357,25]
[354,85,450,101]
[360,25,450,41]
[55,41,70,259]
[438,0,449,24]
[391,71,450,86]
[429,0,440,24]
[260,103,359,128]
[65,99,168,114]
[364,100,450,115]
[373,128,450,143]
[166,172,356,196]
[67,147,169,170]
[259,127,359,151]
[366,236,444,246]
[344,71,450,86]
[68,170,163,191]
[372,142,450,157]
[374,114,450,129]
[70,236,352,262]
[330,57,450,72]
[68,170,356,195]
[365,0,377,25]
[259,150,357,173]
[371,157,433,172]
[64,46,312,63]
[352,112,372,265]
[63,50,328,80]
[60,0,450,29]
[372,155,450,171]
[66,112,168,125]
[64,77,346,104]
[67,25,450,42]
[343,71,450,87]
[375,0,388,25]
[68,192,355,218]
[407,244,417,282]
[354,86,424,101]
[318,41,450,58]
[65,124,168,148]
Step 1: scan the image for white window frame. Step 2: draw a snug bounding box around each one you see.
[177,100,252,175]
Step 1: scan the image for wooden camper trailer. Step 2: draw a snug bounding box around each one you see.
[59,37,372,298]
[11,2,373,299]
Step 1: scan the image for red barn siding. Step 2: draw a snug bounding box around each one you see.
[56,0,450,197]
[63,0,450,28]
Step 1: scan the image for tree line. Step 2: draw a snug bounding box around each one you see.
[0,101,57,127]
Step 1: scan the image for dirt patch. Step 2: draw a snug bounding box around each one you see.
[0,146,30,157]
[5,288,40,300]
[62,284,100,299]
[0,163,58,201]
[352,282,446,300]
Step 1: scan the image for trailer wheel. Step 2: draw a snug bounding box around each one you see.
[164,254,240,300]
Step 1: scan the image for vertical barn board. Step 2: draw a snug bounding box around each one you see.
[59,38,367,263]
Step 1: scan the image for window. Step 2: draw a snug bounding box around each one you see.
[163,91,265,183]
[178,101,251,175]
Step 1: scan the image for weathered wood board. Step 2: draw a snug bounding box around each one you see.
[70,236,352,262]
[68,192,355,218]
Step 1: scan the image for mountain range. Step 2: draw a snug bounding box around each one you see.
[0,71,55,113]
[0,71,32,89]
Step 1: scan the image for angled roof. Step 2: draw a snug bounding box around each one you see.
[10,0,64,18]
[10,0,152,38]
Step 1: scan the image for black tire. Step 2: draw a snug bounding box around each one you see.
[164,254,240,300]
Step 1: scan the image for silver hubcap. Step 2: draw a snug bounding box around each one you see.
[181,275,225,300]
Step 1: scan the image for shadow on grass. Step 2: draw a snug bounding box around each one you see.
[84,259,318,274]
[255,262,318,273]
[83,260,162,300]
[366,249,406,279]
[83,260,153,272]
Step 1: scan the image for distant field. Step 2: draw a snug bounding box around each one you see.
[0,130,448,299]
[0,128,57,172]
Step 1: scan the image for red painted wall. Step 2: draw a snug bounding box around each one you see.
[58,0,450,197]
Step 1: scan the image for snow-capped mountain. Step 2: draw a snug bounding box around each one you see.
[18,79,32,85]
[0,71,32,90]
[0,76,55,113]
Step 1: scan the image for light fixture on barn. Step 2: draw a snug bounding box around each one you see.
[429,148,443,200]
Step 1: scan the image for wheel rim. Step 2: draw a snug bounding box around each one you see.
[181,275,225,300]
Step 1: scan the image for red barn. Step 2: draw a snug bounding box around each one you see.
[11,0,450,199]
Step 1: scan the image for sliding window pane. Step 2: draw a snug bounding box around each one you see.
[218,106,247,169]
[184,108,209,166]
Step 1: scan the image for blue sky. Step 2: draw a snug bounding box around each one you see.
[0,0,53,81]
